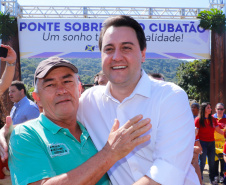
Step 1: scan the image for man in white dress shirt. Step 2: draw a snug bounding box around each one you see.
[78,15,199,185]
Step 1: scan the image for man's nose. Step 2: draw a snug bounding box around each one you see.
[112,48,123,61]
[56,84,68,95]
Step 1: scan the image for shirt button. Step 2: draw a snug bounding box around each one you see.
[63,132,67,135]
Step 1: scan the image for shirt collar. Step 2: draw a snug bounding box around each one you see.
[213,113,226,119]
[39,113,62,134]
[14,96,27,107]
[38,113,89,137]
[213,113,217,118]
[77,121,89,139]
[104,69,152,102]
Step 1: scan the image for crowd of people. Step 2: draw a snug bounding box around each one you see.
[0,15,223,185]
[190,101,226,185]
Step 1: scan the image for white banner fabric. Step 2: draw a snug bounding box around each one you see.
[18,18,210,59]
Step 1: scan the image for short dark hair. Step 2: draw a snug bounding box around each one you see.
[11,81,26,95]
[191,102,200,109]
[148,73,165,80]
[99,15,146,51]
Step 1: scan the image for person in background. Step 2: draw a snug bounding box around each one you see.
[0,45,16,128]
[213,103,226,183]
[94,71,109,86]
[194,132,203,185]
[0,44,16,185]
[9,81,40,125]
[195,102,224,185]
[148,72,165,81]
[191,103,200,119]
[94,73,99,86]
[190,103,202,185]
[222,141,226,185]
[0,44,16,97]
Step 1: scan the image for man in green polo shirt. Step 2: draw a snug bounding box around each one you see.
[8,57,151,185]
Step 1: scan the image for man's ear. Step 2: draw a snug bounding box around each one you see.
[32,92,40,102]
[32,92,43,108]
[21,88,25,95]
[141,48,146,63]
[78,82,82,98]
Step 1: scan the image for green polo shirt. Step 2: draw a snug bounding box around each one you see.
[9,113,109,185]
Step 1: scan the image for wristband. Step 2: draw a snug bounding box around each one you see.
[6,61,16,66]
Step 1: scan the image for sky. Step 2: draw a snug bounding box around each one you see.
[17,0,210,8]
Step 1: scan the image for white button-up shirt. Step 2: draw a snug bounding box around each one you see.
[78,70,199,185]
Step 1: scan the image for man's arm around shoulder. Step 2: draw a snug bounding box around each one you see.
[12,115,151,185]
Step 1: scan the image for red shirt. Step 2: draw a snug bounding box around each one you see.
[212,113,226,129]
[216,118,226,129]
[195,117,218,142]
[223,142,226,154]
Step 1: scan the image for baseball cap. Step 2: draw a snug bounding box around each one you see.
[34,57,78,84]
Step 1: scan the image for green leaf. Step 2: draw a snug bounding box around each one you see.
[0,11,18,42]
[197,8,226,34]
[176,59,210,102]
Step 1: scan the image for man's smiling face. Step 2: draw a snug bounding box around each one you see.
[101,26,146,87]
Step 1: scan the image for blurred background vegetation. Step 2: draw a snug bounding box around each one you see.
[21,58,210,103]
[21,58,184,85]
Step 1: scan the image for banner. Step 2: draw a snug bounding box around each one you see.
[18,18,210,59]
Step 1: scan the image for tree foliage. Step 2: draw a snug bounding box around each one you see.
[21,58,184,86]
[197,8,226,34]
[25,84,34,101]
[0,11,18,43]
[176,59,210,102]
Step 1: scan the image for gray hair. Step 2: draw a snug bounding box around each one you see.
[34,78,39,93]
[216,103,225,108]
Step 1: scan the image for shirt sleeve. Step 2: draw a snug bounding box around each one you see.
[194,117,200,129]
[194,118,200,141]
[9,127,56,185]
[145,88,196,185]
[213,117,219,127]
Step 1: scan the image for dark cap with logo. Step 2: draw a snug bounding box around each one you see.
[34,57,78,84]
